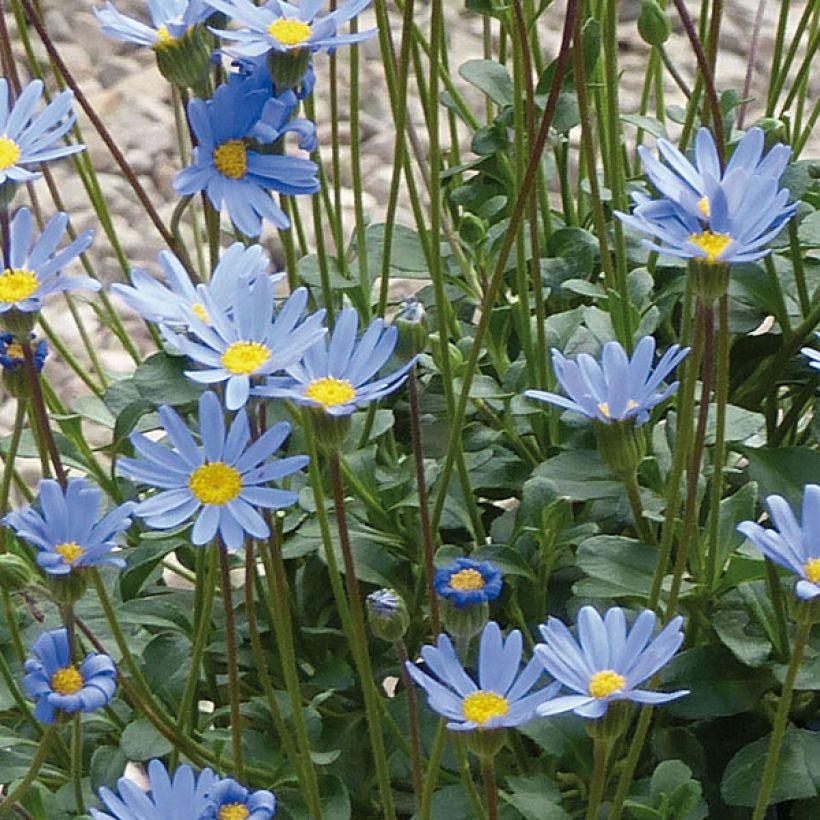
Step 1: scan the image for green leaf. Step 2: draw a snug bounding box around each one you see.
[459,59,513,106]
[473,544,536,580]
[712,583,774,667]
[120,719,173,761]
[533,450,621,501]
[712,482,758,575]
[797,210,820,247]
[134,353,202,407]
[721,725,820,807]
[735,446,820,510]
[90,746,127,792]
[574,536,659,599]
[120,538,182,600]
[501,774,572,819]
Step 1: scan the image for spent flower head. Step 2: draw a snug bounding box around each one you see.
[91,759,219,820]
[526,336,688,426]
[618,127,796,266]
[738,485,820,600]
[118,390,308,550]
[535,606,688,719]
[254,307,416,416]
[23,627,117,724]
[0,79,84,186]
[4,478,133,576]
[406,621,559,731]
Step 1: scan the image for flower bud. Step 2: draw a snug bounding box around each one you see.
[752,117,788,150]
[153,25,213,94]
[47,572,88,606]
[393,298,428,360]
[593,419,647,479]
[459,213,486,246]
[0,554,34,591]
[267,49,312,93]
[367,588,410,642]
[440,597,489,641]
[638,0,671,46]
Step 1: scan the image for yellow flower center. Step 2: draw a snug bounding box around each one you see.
[218,805,250,820]
[188,462,242,505]
[154,24,176,48]
[598,399,639,418]
[304,377,356,407]
[267,19,312,46]
[0,268,38,304]
[213,140,248,180]
[50,665,83,695]
[462,690,510,726]
[191,302,210,324]
[220,341,271,375]
[449,568,485,591]
[697,196,710,218]
[804,558,820,584]
[54,541,84,565]
[688,230,732,264]
[0,136,21,170]
[4,342,23,360]
[588,669,626,699]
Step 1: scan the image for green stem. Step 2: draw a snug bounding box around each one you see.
[71,713,84,814]
[586,736,608,820]
[623,472,656,546]
[482,757,499,820]
[0,726,56,815]
[752,602,816,819]
[764,559,791,663]
[0,398,27,555]
[217,544,244,781]
[396,640,425,810]
[420,721,448,820]
[453,738,486,820]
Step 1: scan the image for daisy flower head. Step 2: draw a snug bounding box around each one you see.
[91,759,218,820]
[163,276,326,410]
[535,606,688,720]
[801,334,820,372]
[618,127,796,269]
[254,307,416,416]
[0,78,83,187]
[23,628,117,724]
[434,557,503,609]
[94,0,213,48]
[202,778,276,820]
[526,336,689,426]
[173,80,319,236]
[4,478,133,576]
[118,390,309,550]
[111,242,283,328]
[0,207,96,333]
[406,621,560,732]
[737,484,820,600]
[207,0,376,58]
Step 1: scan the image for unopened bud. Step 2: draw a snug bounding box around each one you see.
[393,298,428,360]
[0,554,34,592]
[459,213,486,246]
[367,589,410,642]
[638,0,671,47]
[154,25,213,94]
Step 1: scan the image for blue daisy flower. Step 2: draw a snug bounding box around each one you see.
[618,127,796,265]
[23,628,117,724]
[207,0,376,58]
[253,307,416,416]
[173,80,319,236]
[94,0,213,48]
[434,557,503,609]
[3,478,133,576]
[91,759,219,820]
[162,276,326,410]
[0,332,47,372]
[0,79,84,185]
[801,334,820,372]
[525,336,689,426]
[202,778,276,820]
[118,390,309,550]
[0,207,96,317]
[111,242,283,327]
[406,621,560,731]
[535,606,688,719]
[738,484,820,600]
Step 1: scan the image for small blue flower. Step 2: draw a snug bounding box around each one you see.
[0,332,47,372]
[94,0,213,48]
[801,334,820,372]
[433,557,503,609]
[254,307,416,416]
[118,390,308,550]
[202,778,276,820]
[162,277,326,410]
[0,79,83,185]
[4,478,133,576]
[173,80,319,236]
[406,621,560,731]
[23,628,117,724]
[618,127,796,265]
[737,485,820,600]
[207,0,375,58]
[535,606,688,719]
[111,242,283,327]
[526,336,689,426]
[91,759,219,820]
[0,208,96,315]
